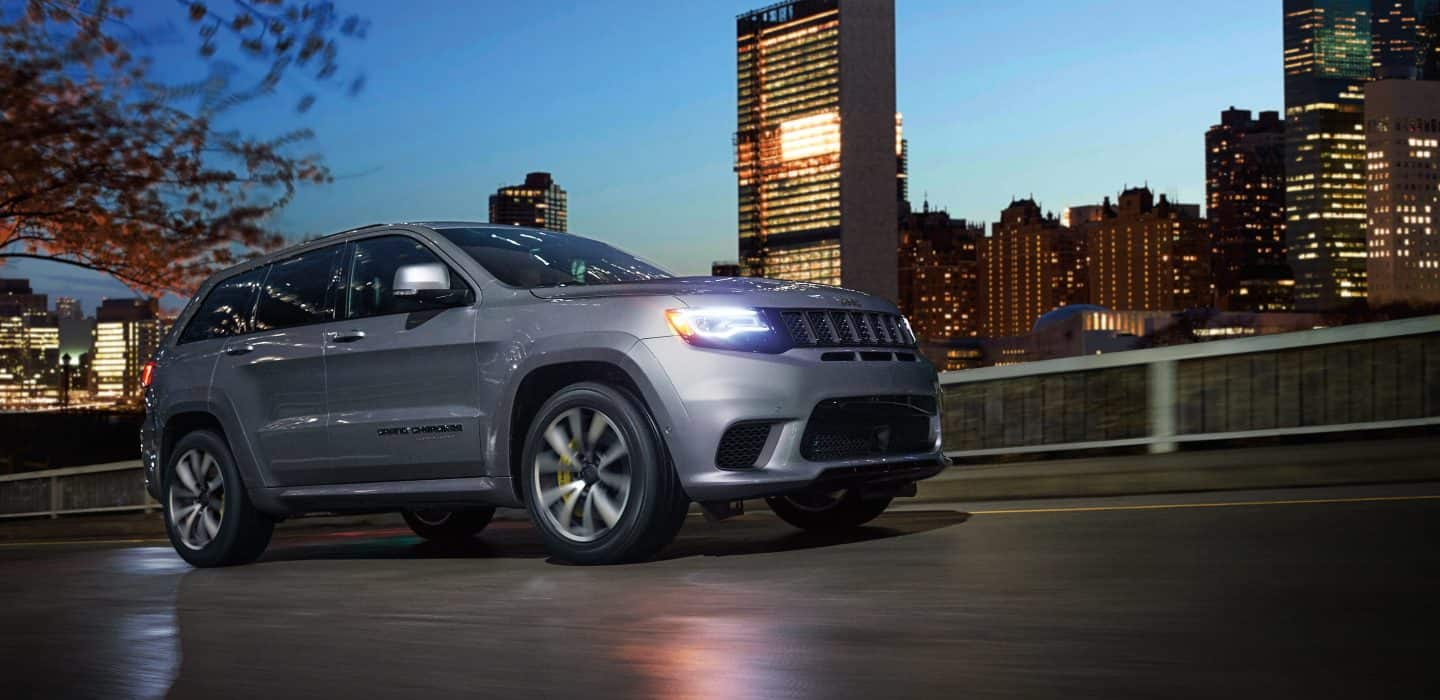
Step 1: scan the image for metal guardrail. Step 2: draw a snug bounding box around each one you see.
[0,460,154,519]
[3,316,1437,519]
[939,315,1440,458]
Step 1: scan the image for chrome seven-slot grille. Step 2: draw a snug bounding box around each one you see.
[778,309,915,348]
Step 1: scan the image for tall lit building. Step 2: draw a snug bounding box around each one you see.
[0,278,47,319]
[0,279,60,408]
[489,172,568,232]
[898,204,983,342]
[734,0,900,299]
[710,261,746,277]
[54,296,82,321]
[1422,3,1440,78]
[1372,0,1425,78]
[1284,0,1373,311]
[981,199,1082,338]
[1365,79,1440,306]
[897,125,910,215]
[0,316,60,407]
[1087,188,1212,312]
[1206,108,1294,311]
[93,298,162,402]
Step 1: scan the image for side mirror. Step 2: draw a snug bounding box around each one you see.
[393,262,450,297]
[392,263,474,308]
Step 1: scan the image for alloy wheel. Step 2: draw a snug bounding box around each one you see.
[532,407,632,542]
[168,448,225,551]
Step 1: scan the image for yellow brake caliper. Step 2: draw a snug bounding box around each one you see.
[556,438,577,505]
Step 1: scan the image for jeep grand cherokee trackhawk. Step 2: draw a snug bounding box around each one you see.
[141,222,946,566]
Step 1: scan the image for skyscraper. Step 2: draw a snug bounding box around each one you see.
[0,278,47,319]
[489,172,568,232]
[1372,0,1425,79]
[734,0,899,299]
[54,296,81,321]
[1365,79,1440,306]
[710,261,746,277]
[1284,0,1372,311]
[981,199,1080,338]
[1087,188,1212,312]
[93,298,162,402]
[897,205,983,342]
[0,279,59,408]
[1206,108,1293,311]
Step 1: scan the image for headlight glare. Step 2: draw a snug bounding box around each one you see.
[666,307,772,347]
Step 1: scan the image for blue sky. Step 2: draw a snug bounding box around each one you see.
[6,0,1282,312]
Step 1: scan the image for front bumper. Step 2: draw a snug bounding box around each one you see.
[633,336,946,501]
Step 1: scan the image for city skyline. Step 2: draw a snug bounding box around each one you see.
[2,0,1282,311]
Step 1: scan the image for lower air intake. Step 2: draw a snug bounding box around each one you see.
[715,421,773,469]
[801,396,935,462]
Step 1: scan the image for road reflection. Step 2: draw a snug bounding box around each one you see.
[163,512,968,698]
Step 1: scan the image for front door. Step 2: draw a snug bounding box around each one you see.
[323,234,483,483]
[211,244,344,486]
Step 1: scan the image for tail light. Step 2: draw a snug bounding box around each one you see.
[140,361,156,388]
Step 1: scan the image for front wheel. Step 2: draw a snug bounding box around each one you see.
[402,508,495,542]
[521,381,689,564]
[765,489,892,531]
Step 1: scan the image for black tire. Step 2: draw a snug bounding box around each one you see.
[402,508,496,542]
[520,381,689,564]
[765,489,893,531]
[162,430,274,567]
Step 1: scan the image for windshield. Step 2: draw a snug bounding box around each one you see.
[436,227,673,288]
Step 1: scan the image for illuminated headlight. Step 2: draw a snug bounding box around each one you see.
[665,307,775,350]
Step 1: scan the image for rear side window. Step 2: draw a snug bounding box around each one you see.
[253,245,344,331]
[178,267,265,344]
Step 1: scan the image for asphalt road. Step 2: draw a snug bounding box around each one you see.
[2,483,1438,699]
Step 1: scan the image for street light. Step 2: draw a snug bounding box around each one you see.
[60,353,72,409]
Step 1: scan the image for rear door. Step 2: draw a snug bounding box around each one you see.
[212,244,345,486]
[322,233,483,483]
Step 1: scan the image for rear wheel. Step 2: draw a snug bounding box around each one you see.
[765,489,892,532]
[402,508,495,542]
[521,381,688,564]
[163,430,273,567]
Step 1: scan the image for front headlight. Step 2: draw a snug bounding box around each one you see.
[665,307,776,350]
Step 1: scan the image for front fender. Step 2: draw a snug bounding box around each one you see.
[490,331,687,503]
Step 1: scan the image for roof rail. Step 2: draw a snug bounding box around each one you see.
[316,222,391,240]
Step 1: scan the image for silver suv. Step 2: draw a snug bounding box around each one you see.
[142,222,945,566]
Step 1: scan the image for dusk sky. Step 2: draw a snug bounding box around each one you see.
[5,0,1281,312]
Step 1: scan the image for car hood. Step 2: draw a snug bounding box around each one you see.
[528,276,896,312]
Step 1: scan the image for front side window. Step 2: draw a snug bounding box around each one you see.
[179,267,265,343]
[436,227,671,288]
[254,245,344,331]
[347,236,470,319]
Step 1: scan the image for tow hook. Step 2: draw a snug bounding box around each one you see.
[699,500,745,522]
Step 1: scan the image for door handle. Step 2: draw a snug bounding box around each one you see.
[224,344,254,356]
[329,330,366,343]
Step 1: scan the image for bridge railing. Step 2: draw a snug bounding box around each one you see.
[0,461,152,520]
[939,315,1440,458]
[3,316,1438,519]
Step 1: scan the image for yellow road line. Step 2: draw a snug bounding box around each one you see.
[970,493,1440,516]
[0,537,164,548]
